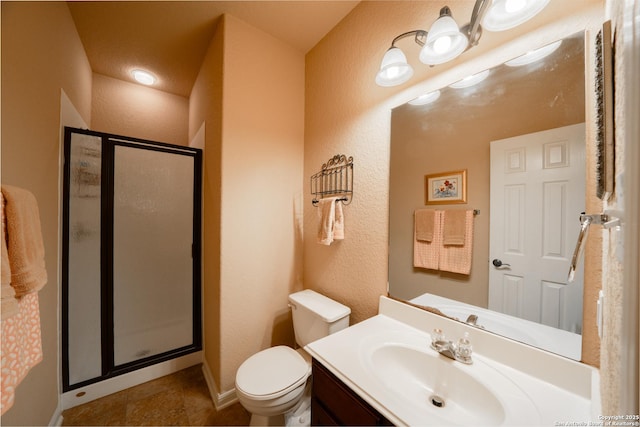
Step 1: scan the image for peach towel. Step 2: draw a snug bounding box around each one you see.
[414,210,442,270]
[415,209,436,242]
[442,209,467,245]
[1,185,47,297]
[333,200,344,241]
[440,210,474,274]
[1,193,19,320]
[0,292,43,415]
[317,197,338,245]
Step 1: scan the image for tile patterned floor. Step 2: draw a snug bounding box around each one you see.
[62,364,251,426]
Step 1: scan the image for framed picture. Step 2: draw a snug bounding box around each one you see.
[425,170,467,205]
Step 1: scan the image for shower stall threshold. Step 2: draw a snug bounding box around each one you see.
[61,351,202,410]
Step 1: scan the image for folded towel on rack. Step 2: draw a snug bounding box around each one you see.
[414,210,442,270]
[440,210,474,274]
[333,200,344,241]
[317,197,339,245]
[1,185,47,297]
[415,209,436,242]
[442,209,467,246]
[1,193,19,320]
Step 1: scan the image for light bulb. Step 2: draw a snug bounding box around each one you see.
[433,36,453,54]
[132,69,156,85]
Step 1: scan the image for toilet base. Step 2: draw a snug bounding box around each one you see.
[248,381,311,427]
[249,414,285,426]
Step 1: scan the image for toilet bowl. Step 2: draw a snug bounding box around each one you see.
[235,346,310,417]
[235,290,350,426]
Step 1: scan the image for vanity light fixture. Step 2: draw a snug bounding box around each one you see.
[408,90,441,105]
[449,69,491,88]
[375,0,550,87]
[482,0,551,31]
[132,69,157,86]
[505,40,562,66]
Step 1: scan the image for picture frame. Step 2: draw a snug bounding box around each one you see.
[425,169,467,205]
[595,20,614,201]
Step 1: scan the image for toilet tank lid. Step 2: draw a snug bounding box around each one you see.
[288,290,350,322]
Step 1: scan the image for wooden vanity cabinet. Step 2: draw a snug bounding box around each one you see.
[311,358,393,426]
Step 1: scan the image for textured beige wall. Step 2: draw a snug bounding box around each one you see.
[1,2,92,425]
[218,14,305,393]
[190,14,305,394]
[304,0,603,326]
[189,16,225,394]
[91,73,189,146]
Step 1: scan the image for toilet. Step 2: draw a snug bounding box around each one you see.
[235,289,351,426]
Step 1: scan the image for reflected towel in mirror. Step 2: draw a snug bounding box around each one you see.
[440,210,474,274]
[414,210,442,269]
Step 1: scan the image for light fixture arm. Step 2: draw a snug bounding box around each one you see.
[390,30,428,48]
[466,0,491,46]
[385,1,489,55]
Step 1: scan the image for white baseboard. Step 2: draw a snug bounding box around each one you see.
[48,401,64,426]
[201,360,239,410]
[62,351,202,410]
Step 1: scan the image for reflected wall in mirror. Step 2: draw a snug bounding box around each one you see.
[389,32,588,361]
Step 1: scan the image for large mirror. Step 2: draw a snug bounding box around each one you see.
[389,32,587,360]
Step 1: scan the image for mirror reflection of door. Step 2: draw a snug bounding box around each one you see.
[489,123,585,333]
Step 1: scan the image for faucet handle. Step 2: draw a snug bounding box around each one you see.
[431,328,445,347]
[455,332,473,362]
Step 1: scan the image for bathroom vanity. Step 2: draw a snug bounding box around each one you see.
[306,296,600,426]
[311,358,392,426]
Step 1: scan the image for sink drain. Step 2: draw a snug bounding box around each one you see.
[430,395,445,408]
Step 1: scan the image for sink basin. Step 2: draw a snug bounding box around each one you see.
[370,344,504,424]
[361,333,541,425]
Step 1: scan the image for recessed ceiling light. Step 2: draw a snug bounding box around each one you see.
[132,69,157,85]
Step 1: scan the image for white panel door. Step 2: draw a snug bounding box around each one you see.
[489,123,585,333]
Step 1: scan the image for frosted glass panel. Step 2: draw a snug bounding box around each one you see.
[112,145,194,366]
[67,133,103,385]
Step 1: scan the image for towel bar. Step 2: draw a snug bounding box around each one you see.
[310,154,353,206]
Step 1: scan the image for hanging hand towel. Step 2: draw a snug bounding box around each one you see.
[1,193,18,320]
[1,292,44,415]
[1,185,47,296]
[317,197,339,245]
[442,209,467,245]
[333,199,344,241]
[440,210,474,274]
[414,210,442,270]
[415,209,436,242]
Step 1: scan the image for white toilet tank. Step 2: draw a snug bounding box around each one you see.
[288,290,350,347]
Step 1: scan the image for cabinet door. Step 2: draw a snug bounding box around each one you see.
[311,359,392,426]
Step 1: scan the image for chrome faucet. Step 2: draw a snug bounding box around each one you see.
[465,314,484,329]
[465,314,478,325]
[430,329,473,364]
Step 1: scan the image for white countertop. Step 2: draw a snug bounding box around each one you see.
[305,296,600,426]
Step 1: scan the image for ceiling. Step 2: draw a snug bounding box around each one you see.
[67,1,360,97]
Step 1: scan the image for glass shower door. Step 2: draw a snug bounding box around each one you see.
[112,142,196,366]
[62,127,202,391]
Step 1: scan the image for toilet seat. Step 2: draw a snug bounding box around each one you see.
[236,346,311,400]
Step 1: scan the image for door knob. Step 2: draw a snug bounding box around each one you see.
[492,259,511,268]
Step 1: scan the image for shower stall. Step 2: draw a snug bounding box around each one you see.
[62,127,202,391]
